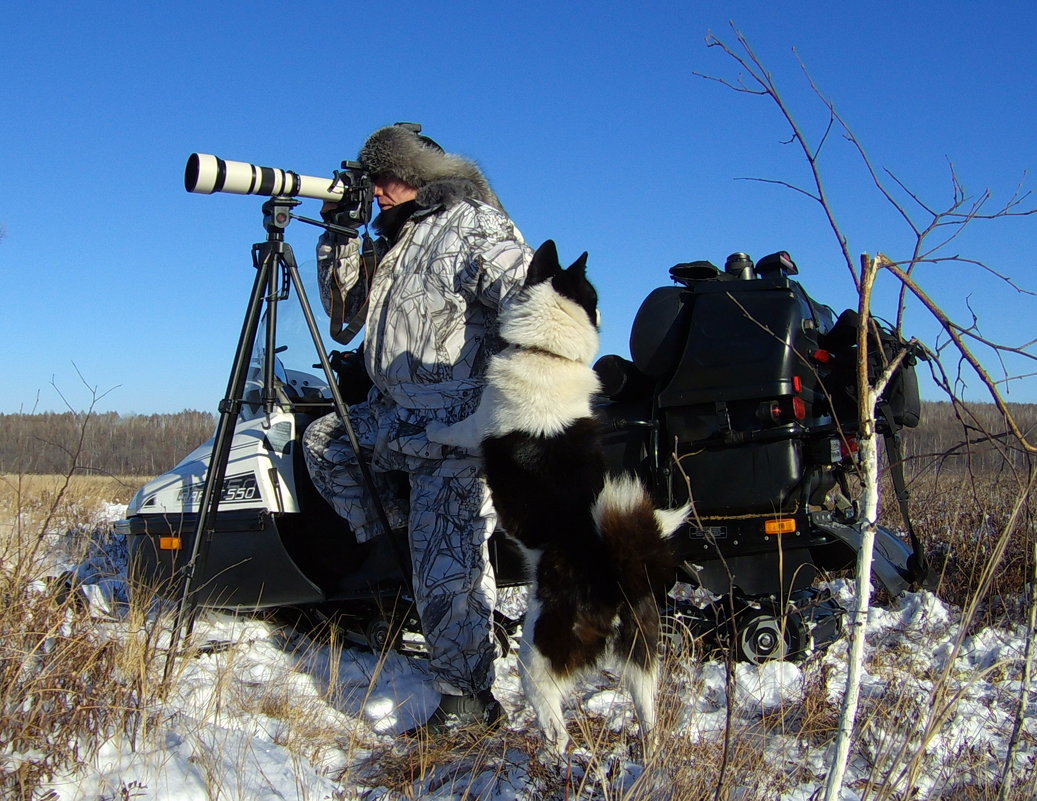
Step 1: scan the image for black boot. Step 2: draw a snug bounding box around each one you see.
[402,689,506,737]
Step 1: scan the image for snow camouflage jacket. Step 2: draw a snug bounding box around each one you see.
[316,179,532,449]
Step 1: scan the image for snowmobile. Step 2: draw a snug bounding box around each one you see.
[119,199,928,663]
[592,250,928,661]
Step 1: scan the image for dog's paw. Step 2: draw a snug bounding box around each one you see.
[424,420,450,443]
[426,417,481,449]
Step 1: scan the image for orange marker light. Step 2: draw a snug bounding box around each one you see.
[764,518,797,535]
[159,536,183,551]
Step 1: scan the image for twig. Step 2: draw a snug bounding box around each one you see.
[879,260,1037,454]
[997,539,1037,800]
[700,26,860,290]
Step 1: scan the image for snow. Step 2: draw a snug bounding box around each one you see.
[25,507,1037,800]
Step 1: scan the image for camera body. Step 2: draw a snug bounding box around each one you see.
[322,160,373,232]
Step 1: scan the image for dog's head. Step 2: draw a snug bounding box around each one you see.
[525,240,598,329]
[500,240,600,364]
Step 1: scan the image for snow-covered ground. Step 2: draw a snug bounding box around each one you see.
[31,505,1037,800]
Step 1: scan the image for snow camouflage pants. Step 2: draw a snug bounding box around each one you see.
[302,402,500,697]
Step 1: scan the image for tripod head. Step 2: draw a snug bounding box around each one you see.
[262,196,300,236]
[261,195,361,241]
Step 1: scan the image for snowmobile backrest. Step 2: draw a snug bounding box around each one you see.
[629,286,693,379]
[593,354,654,403]
[655,276,821,408]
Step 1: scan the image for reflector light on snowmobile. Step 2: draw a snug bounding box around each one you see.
[760,396,807,424]
[792,396,806,420]
[160,536,183,551]
[812,348,833,364]
[764,518,797,535]
[793,375,803,393]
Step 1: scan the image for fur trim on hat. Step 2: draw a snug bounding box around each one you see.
[359,126,502,210]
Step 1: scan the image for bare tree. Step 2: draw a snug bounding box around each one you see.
[700,26,1036,800]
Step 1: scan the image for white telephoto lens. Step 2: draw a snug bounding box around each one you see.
[185,153,345,201]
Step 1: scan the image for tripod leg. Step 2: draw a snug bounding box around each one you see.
[162,244,274,689]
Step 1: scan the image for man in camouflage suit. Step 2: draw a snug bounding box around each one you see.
[303,124,531,732]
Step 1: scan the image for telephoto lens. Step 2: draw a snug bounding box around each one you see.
[185,153,346,202]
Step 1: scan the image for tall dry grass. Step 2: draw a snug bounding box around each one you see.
[0,474,149,797]
[881,466,1037,621]
[1,467,1034,800]
[0,474,409,799]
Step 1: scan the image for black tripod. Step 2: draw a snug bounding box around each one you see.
[162,197,405,686]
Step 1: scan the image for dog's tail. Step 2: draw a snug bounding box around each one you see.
[591,475,689,595]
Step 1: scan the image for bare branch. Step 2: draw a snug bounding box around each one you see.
[879,257,1036,452]
[898,254,1037,298]
[699,26,860,288]
[734,175,821,203]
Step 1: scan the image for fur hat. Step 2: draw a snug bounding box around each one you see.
[358,125,502,209]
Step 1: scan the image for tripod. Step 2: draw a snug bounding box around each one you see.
[162,197,404,686]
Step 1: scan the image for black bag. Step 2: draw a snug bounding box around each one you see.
[820,309,922,431]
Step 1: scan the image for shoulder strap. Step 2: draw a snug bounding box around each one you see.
[880,400,931,588]
[329,233,378,345]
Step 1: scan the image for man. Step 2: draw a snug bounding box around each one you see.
[302,124,531,733]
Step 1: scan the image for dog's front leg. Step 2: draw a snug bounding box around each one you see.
[425,406,486,451]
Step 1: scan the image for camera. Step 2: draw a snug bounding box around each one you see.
[185,153,373,229]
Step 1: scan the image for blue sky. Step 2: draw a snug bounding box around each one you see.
[2,1,1035,414]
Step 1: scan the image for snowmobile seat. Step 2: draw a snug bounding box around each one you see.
[628,285,692,380]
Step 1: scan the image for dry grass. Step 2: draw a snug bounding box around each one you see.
[0,473,152,799]
[0,467,1034,800]
[0,473,144,513]
[883,468,1037,620]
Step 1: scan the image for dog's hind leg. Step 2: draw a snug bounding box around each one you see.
[617,603,662,750]
[623,659,659,737]
[519,622,574,755]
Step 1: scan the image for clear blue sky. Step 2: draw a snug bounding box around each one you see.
[2,1,1035,414]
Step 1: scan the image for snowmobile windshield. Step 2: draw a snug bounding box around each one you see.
[238,259,339,422]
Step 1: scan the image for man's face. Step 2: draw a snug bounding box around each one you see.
[373,176,419,210]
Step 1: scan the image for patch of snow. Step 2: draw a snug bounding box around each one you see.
[26,520,1037,801]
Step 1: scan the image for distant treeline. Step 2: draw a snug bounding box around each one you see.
[0,402,1034,477]
[0,411,216,476]
[902,401,1037,474]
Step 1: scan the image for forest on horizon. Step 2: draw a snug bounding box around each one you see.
[1,401,1034,478]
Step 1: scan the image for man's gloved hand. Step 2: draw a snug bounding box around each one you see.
[321,198,371,242]
[321,199,353,224]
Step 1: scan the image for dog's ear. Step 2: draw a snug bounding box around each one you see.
[552,250,598,327]
[526,240,561,287]
[566,252,589,278]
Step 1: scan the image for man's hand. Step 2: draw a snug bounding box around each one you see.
[321,199,346,223]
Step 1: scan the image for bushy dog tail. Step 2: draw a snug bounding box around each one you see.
[591,475,688,597]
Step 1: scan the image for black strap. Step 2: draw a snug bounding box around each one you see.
[329,233,378,345]
[880,400,930,587]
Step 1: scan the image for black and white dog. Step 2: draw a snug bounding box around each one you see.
[430,240,688,754]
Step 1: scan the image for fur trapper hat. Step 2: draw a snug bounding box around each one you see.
[358,125,502,210]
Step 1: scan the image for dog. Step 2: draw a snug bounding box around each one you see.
[429,240,688,754]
